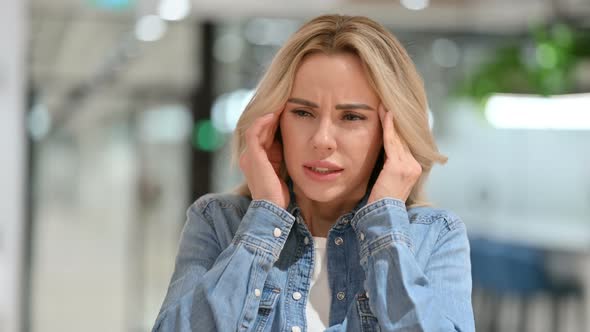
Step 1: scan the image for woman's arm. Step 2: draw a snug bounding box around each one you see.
[152,195,295,332]
[350,198,475,332]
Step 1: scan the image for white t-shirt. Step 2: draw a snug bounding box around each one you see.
[306,236,331,331]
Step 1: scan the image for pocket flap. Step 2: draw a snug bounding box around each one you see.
[259,285,281,309]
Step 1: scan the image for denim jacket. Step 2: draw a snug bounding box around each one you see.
[152,192,475,332]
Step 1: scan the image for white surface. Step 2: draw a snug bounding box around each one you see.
[0,1,27,331]
[306,237,331,331]
[427,104,590,252]
[426,105,590,330]
[485,93,590,130]
[464,213,590,253]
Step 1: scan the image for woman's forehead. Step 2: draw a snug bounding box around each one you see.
[295,53,365,80]
[291,53,378,104]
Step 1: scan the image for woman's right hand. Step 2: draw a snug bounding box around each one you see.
[239,109,290,209]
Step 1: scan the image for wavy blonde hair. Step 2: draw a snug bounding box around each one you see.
[232,14,447,208]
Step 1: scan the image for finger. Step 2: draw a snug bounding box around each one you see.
[252,107,283,151]
[264,106,285,150]
[379,105,398,159]
[246,112,275,141]
[381,105,412,161]
[267,106,284,142]
[246,112,276,151]
[262,110,283,150]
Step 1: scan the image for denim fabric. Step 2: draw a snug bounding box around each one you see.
[152,193,475,332]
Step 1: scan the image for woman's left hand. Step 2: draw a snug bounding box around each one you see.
[368,105,422,204]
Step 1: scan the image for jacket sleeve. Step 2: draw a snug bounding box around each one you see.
[152,196,295,332]
[348,198,475,332]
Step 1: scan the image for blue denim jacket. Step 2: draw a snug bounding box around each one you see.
[152,193,475,332]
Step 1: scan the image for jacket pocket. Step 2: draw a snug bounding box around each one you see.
[253,284,281,332]
[356,293,381,332]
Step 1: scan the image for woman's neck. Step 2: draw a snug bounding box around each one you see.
[294,191,362,237]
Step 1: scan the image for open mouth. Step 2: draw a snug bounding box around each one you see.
[303,165,344,181]
[304,166,342,174]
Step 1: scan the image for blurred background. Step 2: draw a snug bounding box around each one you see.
[1,0,590,331]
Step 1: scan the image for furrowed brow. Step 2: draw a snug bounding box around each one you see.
[287,98,375,111]
[335,103,375,111]
[287,98,319,108]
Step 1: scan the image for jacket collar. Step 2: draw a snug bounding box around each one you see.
[286,177,370,226]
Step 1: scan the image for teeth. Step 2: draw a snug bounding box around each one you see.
[311,167,334,174]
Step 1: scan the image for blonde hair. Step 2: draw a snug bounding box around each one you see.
[232,14,447,208]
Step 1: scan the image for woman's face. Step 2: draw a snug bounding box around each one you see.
[280,52,383,204]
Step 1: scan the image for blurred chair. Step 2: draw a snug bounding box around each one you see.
[470,236,583,332]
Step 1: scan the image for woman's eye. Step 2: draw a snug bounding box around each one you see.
[292,109,313,118]
[343,113,365,121]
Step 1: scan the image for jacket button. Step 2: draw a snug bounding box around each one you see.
[273,228,282,238]
[254,289,261,297]
[291,326,301,332]
[303,237,309,245]
[359,232,365,241]
[334,237,344,246]
[292,292,302,300]
[337,291,346,301]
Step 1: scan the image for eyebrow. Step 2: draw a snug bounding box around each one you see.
[287,97,375,111]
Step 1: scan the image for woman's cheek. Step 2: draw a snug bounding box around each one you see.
[280,120,298,146]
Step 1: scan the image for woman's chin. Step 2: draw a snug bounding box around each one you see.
[302,192,339,203]
[296,184,358,204]
[290,172,368,205]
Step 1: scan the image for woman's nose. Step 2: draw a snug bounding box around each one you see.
[311,120,337,152]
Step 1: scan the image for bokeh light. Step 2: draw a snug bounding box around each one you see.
[192,119,226,151]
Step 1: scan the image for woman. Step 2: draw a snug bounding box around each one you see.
[153,14,475,332]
